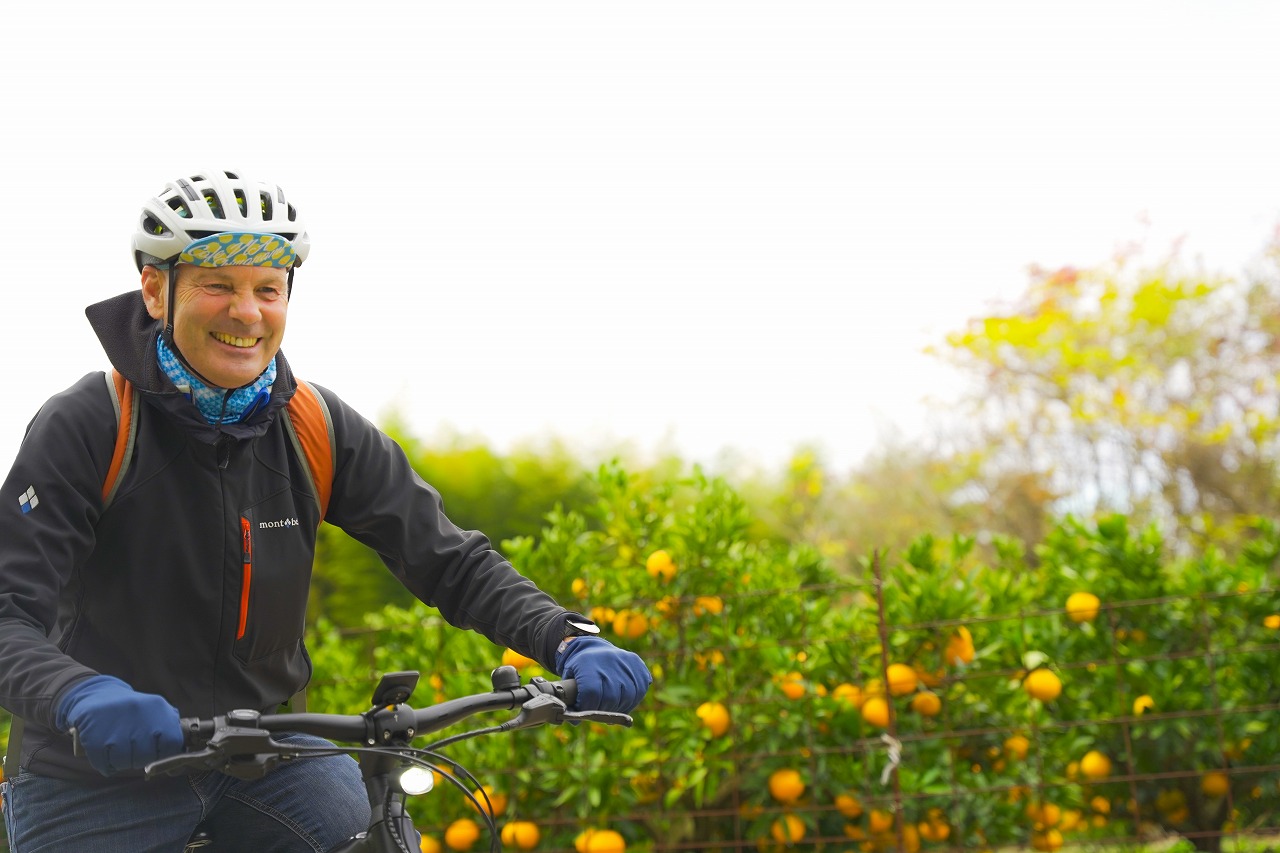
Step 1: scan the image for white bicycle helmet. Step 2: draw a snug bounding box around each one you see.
[132,170,311,271]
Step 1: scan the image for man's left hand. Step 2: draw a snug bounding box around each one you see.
[556,636,652,714]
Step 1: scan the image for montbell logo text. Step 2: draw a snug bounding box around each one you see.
[259,518,300,529]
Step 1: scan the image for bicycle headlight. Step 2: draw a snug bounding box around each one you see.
[399,766,435,796]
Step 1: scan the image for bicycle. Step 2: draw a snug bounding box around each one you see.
[73,665,632,852]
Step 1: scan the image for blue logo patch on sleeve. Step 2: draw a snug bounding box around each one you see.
[19,486,38,513]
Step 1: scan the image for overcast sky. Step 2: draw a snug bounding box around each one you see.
[3,2,1278,476]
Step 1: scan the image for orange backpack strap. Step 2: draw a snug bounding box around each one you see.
[283,379,335,521]
[102,370,139,509]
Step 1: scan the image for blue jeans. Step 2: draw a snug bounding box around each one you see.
[2,734,369,852]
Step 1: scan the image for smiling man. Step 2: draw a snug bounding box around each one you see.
[0,170,650,852]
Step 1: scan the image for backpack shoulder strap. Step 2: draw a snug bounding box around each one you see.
[102,370,139,510]
[282,379,335,521]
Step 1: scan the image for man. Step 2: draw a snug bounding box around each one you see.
[0,170,650,851]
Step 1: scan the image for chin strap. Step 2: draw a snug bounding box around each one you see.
[160,263,214,385]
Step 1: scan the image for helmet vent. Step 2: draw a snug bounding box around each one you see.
[223,170,239,179]
[259,191,273,219]
[202,191,226,220]
[142,214,171,237]
[166,197,193,219]
[234,190,248,217]
[287,204,298,222]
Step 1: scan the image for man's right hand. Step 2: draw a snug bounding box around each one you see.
[55,674,183,776]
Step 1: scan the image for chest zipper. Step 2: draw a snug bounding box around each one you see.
[217,436,233,469]
[238,516,253,640]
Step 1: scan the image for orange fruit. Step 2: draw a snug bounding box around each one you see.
[500,821,541,850]
[885,663,918,696]
[1023,668,1062,702]
[778,671,806,700]
[1065,591,1101,622]
[1079,750,1112,780]
[502,648,538,670]
[1031,828,1063,851]
[868,809,894,834]
[910,691,942,717]
[770,814,805,843]
[468,785,507,818]
[831,682,863,708]
[695,701,731,737]
[1004,734,1030,761]
[644,550,677,582]
[861,696,890,728]
[444,818,481,851]
[834,792,863,819]
[768,768,805,805]
[945,626,975,666]
[610,609,649,640]
[1133,694,1155,715]
[692,595,724,616]
[1264,614,1280,630]
[1202,771,1230,798]
[584,828,626,853]
[693,649,725,671]
[421,836,443,853]
[1027,802,1062,826]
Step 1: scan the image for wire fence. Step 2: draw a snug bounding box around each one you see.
[2,559,1278,852]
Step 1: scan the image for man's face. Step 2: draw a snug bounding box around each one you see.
[143,264,289,388]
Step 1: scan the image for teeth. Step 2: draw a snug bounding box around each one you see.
[213,332,259,348]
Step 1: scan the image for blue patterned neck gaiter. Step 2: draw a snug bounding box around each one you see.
[155,336,276,425]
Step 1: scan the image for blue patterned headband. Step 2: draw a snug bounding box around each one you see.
[178,232,296,268]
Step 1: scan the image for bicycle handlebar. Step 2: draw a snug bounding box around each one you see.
[99,668,631,781]
[176,674,581,747]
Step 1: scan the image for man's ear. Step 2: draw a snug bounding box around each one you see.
[140,266,167,321]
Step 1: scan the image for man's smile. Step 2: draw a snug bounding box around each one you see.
[211,332,261,348]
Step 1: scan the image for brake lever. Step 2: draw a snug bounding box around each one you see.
[145,725,289,781]
[499,694,570,731]
[145,748,223,779]
[562,710,633,727]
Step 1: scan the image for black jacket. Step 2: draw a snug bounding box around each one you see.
[0,291,578,780]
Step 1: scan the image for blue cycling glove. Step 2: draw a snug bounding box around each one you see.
[55,674,184,776]
[555,636,652,714]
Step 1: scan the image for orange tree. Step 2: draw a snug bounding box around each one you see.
[306,461,870,850]
[304,462,1280,851]
[871,516,1280,853]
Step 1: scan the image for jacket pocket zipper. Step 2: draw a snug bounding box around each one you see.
[238,516,253,640]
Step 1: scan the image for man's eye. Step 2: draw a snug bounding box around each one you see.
[259,287,284,299]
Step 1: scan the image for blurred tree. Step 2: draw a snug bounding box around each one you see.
[935,238,1280,554]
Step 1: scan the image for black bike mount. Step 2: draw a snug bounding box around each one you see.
[370,671,419,708]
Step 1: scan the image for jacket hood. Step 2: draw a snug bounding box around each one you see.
[85,290,298,443]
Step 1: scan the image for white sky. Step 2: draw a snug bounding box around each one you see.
[3,2,1279,476]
